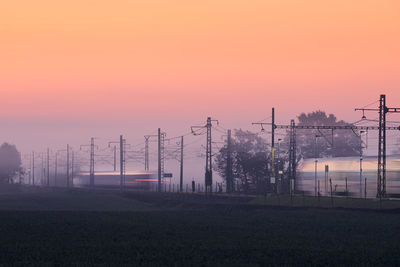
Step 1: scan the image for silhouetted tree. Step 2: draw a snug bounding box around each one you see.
[0,143,22,184]
[295,111,360,158]
[215,129,270,192]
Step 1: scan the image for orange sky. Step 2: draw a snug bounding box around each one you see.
[1,0,400,151]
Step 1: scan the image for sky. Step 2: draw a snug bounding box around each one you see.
[1,0,400,177]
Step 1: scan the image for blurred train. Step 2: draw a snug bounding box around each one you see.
[297,155,400,198]
[74,171,171,190]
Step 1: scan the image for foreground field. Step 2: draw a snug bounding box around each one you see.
[0,189,399,266]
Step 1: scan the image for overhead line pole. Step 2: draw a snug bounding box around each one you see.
[180,136,184,193]
[54,148,68,187]
[356,94,400,198]
[71,150,74,186]
[157,129,166,192]
[359,131,365,198]
[90,138,95,187]
[271,108,276,192]
[145,137,149,171]
[314,135,321,197]
[32,151,35,186]
[120,135,125,191]
[28,154,32,185]
[55,151,57,186]
[47,148,50,186]
[145,138,148,171]
[226,129,233,193]
[191,117,218,195]
[81,138,97,188]
[40,153,44,185]
[144,134,158,171]
[252,108,276,193]
[114,145,117,171]
[288,120,296,193]
[67,144,70,188]
[378,95,386,198]
[205,117,212,194]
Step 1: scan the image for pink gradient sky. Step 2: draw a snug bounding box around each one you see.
[1,0,400,152]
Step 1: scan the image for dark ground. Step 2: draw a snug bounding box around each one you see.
[0,188,400,266]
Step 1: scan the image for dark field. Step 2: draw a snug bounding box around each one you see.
[1,189,400,266]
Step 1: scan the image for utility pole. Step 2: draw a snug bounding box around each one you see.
[288,120,296,193]
[205,117,213,194]
[314,135,320,197]
[55,152,58,186]
[47,148,50,186]
[113,145,117,171]
[158,129,161,192]
[252,109,277,193]
[180,136,184,192]
[120,135,125,191]
[145,136,149,171]
[378,95,386,198]
[226,129,233,193]
[277,138,282,194]
[55,148,68,187]
[66,145,69,187]
[355,94,400,198]
[191,117,218,194]
[81,138,97,187]
[90,137,95,187]
[157,129,165,192]
[359,131,365,198]
[41,153,44,185]
[32,151,35,185]
[28,154,32,185]
[18,152,22,184]
[144,134,158,171]
[253,108,276,191]
[271,108,276,190]
[71,150,74,186]
[325,165,329,195]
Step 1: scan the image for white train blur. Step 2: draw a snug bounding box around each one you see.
[74,171,171,190]
[297,155,400,198]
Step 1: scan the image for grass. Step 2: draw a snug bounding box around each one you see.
[0,189,157,211]
[0,188,399,266]
[251,193,400,210]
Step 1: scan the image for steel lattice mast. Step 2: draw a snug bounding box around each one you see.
[205,117,212,194]
[191,117,218,194]
[355,94,400,198]
[288,120,296,193]
[157,129,166,192]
